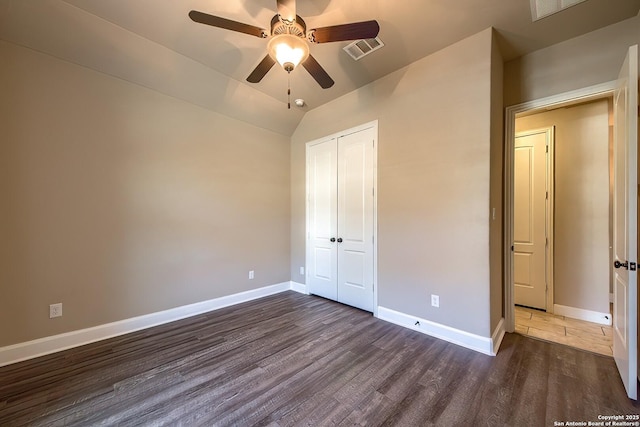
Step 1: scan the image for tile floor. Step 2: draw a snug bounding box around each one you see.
[514,305,613,356]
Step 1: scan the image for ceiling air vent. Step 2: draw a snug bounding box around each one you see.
[530,0,588,21]
[343,37,384,61]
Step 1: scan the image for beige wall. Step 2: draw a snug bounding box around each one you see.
[0,41,291,347]
[504,15,640,106]
[490,34,505,332]
[515,99,610,314]
[291,29,500,337]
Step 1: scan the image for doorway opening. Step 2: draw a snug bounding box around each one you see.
[505,45,637,400]
[505,83,616,357]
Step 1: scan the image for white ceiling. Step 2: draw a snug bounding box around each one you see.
[1,0,639,135]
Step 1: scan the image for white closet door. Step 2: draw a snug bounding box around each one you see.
[337,128,375,312]
[307,139,338,301]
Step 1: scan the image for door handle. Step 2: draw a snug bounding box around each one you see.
[330,238,336,242]
[614,260,629,270]
[337,238,343,243]
[615,260,637,271]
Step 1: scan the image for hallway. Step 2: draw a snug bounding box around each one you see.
[515,306,613,356]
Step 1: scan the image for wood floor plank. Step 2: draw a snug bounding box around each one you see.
[1,291,638,426]
[259,348,384,426]
[504,335,550,425]
[471,335,522,425]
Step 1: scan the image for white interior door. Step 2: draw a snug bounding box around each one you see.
[612,44,638,400]
[306,123,377,313]
[307,138,338,301]
[336,128,375,312]
[514,129,549,310]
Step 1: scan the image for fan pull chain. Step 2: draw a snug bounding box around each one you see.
[287,73,291,109]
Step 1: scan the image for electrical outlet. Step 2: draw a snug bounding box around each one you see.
[300,266,305,275]
[249,270,254,280]
[431,295,440,308]
[49,303,62,318]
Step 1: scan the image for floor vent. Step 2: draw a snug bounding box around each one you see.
[343,37,384,61]
[530,0,587,21]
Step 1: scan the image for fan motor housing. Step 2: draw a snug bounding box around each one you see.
[271,15,306,37]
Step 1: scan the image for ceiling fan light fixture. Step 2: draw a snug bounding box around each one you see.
[267,34,309,72]
[189,3,378,89]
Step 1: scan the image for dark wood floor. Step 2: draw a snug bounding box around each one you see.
[1,292,638,426]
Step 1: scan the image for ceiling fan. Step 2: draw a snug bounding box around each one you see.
[188,0,380,90]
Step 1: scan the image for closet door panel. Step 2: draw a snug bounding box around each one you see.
[307,139,338,300]
[337,128,375,311]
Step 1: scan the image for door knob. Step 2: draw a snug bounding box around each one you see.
[337,238,343,243]
[614,260,629,269]
[330,238,336,242]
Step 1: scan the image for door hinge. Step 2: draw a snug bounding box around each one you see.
[631,262,637,271]
[546,145,549,153]
[511,245,514,252]
[545,191,548,200]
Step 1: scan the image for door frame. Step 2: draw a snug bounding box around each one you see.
[305,120,379,315]
[504,82,616,333]
[513,126,555,312]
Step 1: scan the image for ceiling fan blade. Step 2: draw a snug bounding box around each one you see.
[302,54,334,89]
[189,10,267,38]
[276,0,296,23]
[309,20,379,43]
[247,55,276,83]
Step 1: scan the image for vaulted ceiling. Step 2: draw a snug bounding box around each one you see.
[1,0,638,135]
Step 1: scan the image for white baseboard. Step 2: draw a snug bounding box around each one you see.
[290,281,308,295]
[554,304,612,326]
[0,282,291,368]
[377,306,501,356]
